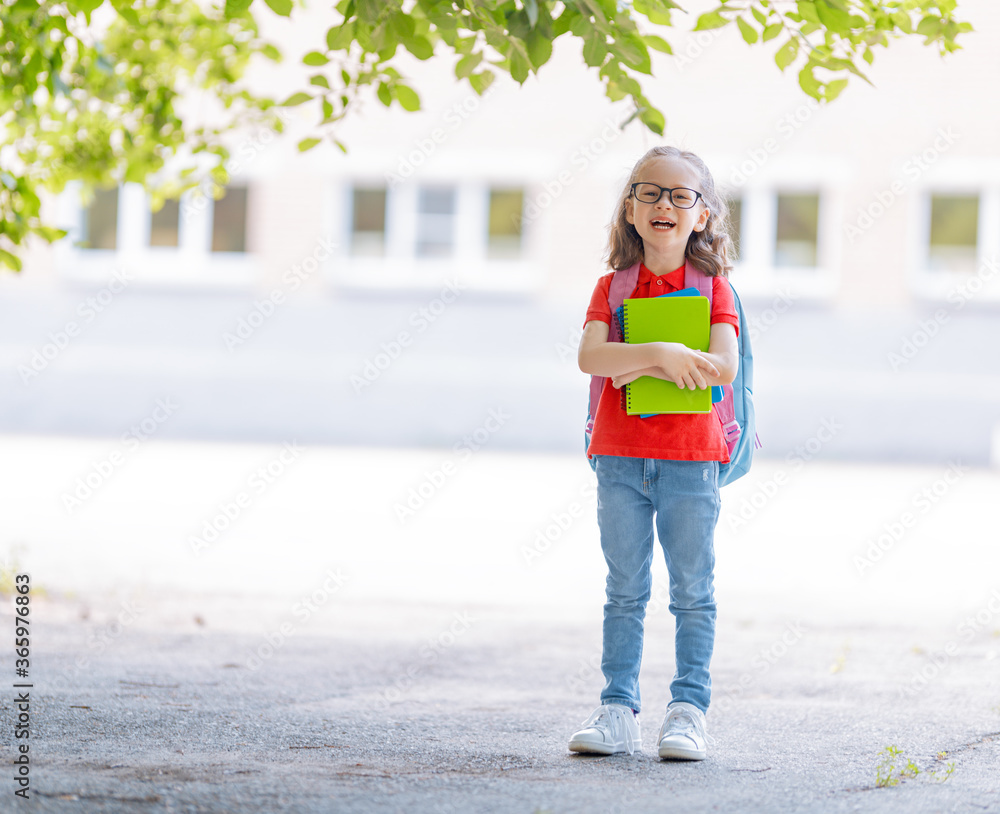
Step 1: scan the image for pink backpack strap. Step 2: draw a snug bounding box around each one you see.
[683,260,742,449]
[683,258,713,303]
[607,262,641,341]
[586,262,640,433]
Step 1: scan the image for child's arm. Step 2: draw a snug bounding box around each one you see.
[697,322,739,385]
[578,319,720,390]
[609,323,739,390]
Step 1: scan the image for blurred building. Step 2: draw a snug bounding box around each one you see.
[4,0,1000,465]
[23,0,999,307]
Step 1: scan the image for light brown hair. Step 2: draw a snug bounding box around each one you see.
[605,145,734,278]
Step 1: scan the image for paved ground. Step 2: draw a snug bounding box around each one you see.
[1,443,999,813]
[3,588,999,814]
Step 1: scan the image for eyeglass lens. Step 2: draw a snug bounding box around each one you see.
[633,183,698,208]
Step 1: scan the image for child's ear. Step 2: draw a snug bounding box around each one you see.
[694,207,710,232]
[624,198,634,225]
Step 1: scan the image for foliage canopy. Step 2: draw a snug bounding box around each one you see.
[0,0,972,270]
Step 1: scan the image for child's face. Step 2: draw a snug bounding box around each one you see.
[625,157,710,255]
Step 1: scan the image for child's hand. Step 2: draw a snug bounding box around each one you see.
[656,342,720,390]
[611,367,659,389]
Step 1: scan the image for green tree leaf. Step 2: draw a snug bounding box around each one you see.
[814,1,852,33]
[455,52,483,79]
[392,13,415,40]
[917,15,942,37]
[404,35,435,60]
[303,51,329,66]
[224,0,253,16]
[510,48,531,83]
[282,92,313,106]
[892,11,913,33]
[633,0,672,25]
[638,106,665,135]
[694,10,729,31]
[737,17,759,44]
[583,33,607,68]
[775,37,799,70]
[469,70,495,95]
[0,249,23,272]
[615,34,652,74]
[824,77,848,101]
[642,34,673,54]
[762,23,783,41]
[72,0,104,22]
[327,22,355,50]
[264,0,293,16]
[797,62,822,97]
[395,84,420,111]
[526,29,553,69]
[795,1,821,25]
[298,137,322,151]
[524,0,539,28]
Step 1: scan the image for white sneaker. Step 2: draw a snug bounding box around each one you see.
[568,703,641,755]
[657,701,707,760]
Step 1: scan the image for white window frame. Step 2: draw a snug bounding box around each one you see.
[330,178,541,292]
[907,160,1000,302]
[714,153,844,301]
[723,184,841,300]
[54,181,256,288]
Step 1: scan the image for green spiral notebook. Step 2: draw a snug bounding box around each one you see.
[621,295,712,415]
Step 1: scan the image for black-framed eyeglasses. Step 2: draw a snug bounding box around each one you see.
[631,182,703,209]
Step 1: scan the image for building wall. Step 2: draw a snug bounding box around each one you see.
[21,0,1000,316]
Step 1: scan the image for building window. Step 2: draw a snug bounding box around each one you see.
[350,187,387,256]
[416,186,455,258]
[212,186,248,253]
[81,187,118,250]
[774,193,819,268]
[150,198,180,247]
[928,193,978,272]
[726,197,742,263]
[488,189,524,258]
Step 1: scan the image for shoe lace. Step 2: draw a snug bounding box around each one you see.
[667,710,696,737]
[663,707,708,746]
[583,705,638,755]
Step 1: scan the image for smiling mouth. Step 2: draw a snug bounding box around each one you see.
[651,218,676,231]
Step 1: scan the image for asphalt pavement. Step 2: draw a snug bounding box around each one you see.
[3,587,998,814]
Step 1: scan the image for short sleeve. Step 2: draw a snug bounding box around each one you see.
[583,273,614,329]
[710,275,740,338]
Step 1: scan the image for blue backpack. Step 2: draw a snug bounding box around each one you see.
[585,260,760,486]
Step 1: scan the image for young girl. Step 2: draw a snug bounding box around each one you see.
[568,146,740,761]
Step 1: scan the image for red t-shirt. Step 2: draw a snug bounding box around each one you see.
[583,262,740,463]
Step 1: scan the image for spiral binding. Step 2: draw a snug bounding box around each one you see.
[622,303,632,412]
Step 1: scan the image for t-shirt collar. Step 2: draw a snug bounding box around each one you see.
[640,262,686,291]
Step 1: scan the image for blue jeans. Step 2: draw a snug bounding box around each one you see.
[593,454,720,715]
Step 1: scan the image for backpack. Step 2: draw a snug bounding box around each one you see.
[585,260,761,487]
